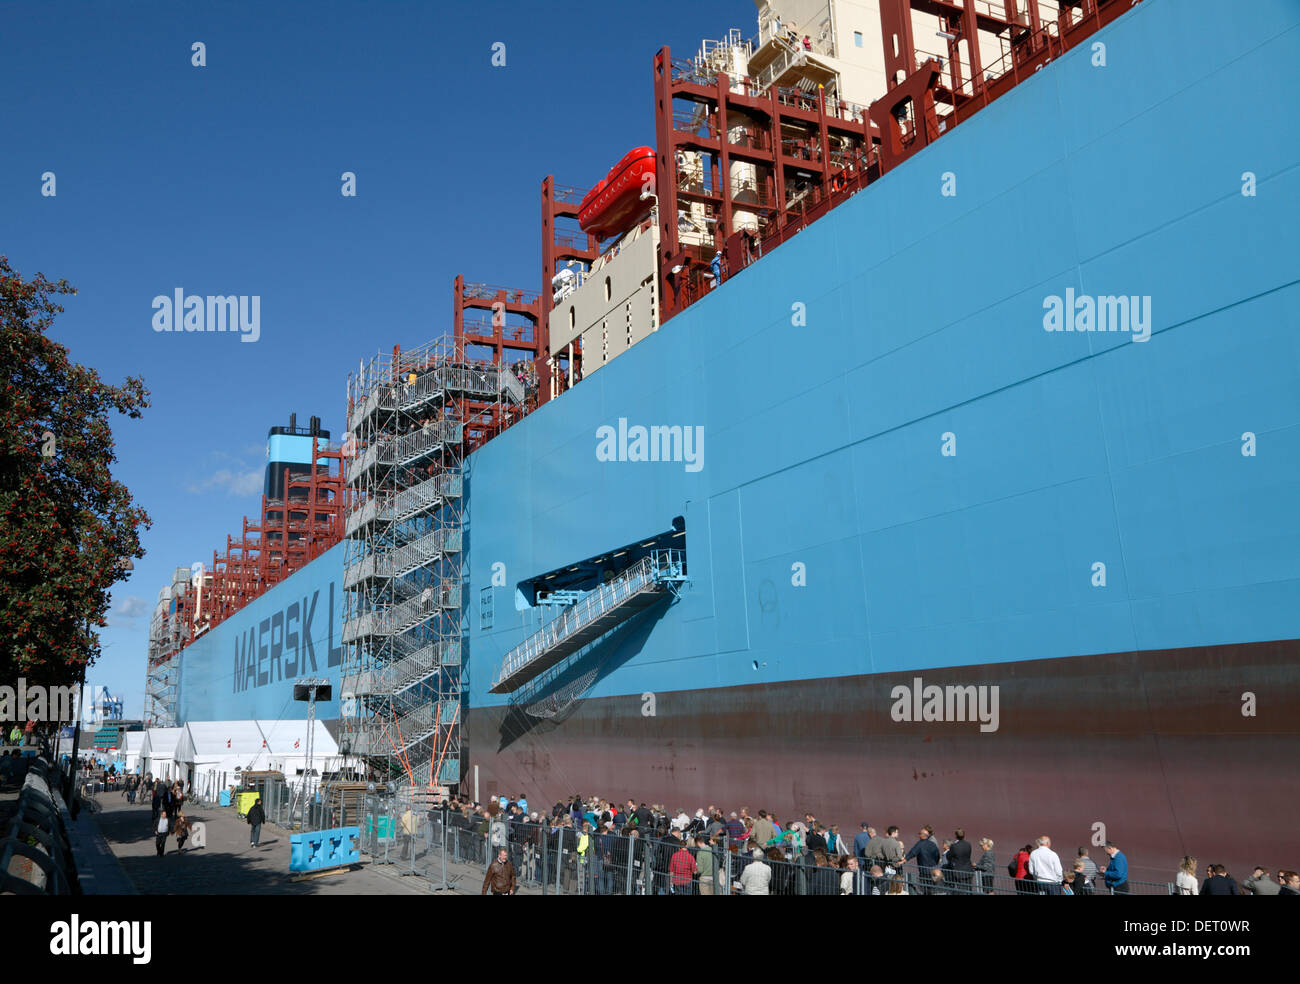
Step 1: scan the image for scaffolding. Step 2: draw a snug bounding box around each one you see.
[144,567,195,727]
[340,337,524,791]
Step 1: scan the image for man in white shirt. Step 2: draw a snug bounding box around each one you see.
[1028,835,1064,895]
[739,848,772,895]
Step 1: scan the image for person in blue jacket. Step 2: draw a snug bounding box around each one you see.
[1103,841,1130,894]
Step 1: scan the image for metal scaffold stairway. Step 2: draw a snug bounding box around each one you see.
[490,550,688,694]
[337,336,510,789]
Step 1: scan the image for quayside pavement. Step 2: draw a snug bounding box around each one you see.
[88,795,514,895]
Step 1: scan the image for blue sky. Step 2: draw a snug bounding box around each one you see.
[1,0,751,717]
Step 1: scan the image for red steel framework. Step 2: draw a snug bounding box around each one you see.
[201,439,348,630]
[650,0,1141,322]
[451,275,546,449]
[146,437,348,674]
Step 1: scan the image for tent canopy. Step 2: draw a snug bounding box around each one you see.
[141,727,184,760]
[122,732,147,754]
[175,720,269,767]
[255,719,338,758]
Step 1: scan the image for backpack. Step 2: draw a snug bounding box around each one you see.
[1007,857,1018,877]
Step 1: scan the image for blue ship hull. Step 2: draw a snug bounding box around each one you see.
[172,0,1300,878]
[462,0,1300,875]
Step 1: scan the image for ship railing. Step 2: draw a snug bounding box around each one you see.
[780,136,823,163]
[551,228,592,253]
[673,107,718,141]
[552,183,589,205]
[772,83,821,112]
[724,127,773,154]
[492,551,685,691]
[670,55,717,89]
[462,281,541,306]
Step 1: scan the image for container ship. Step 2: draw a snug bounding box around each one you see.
[148,0,1300,876]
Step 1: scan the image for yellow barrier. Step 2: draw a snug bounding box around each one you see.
[237,792,261,817]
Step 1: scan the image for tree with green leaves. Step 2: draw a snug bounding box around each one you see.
[0,255,151,690]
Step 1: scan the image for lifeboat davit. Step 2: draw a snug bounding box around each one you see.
[578,146,656,241]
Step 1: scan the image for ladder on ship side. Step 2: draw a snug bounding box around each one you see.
[489,549,688,694]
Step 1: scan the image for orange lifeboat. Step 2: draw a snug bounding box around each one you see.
[578,146,656,241]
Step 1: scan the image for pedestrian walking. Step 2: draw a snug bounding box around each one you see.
[174,812,192,852]
[246,795,266,848]
[482,847,517,895]
[155,812,170,857]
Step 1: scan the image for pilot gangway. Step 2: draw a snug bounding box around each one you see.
[490,550,687,693]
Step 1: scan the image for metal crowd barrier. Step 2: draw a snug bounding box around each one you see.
[261,800,1187,898]
[0,758,76,895]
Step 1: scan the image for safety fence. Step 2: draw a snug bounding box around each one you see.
[262,794,1181,895]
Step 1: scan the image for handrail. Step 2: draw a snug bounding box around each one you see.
[493,550,686,690]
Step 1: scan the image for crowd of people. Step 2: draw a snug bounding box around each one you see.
[124,774,197,856]
[423,795,1300,897]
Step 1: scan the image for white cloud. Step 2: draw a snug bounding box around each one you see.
[116,596,149,619]
[188,467,264,496]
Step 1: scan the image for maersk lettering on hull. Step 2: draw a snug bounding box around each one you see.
[232,582,345,693]
[177,542,347,723]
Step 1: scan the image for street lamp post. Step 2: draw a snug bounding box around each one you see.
[65,557,134,815]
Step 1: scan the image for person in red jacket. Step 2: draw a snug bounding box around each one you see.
[1013,844,1033,895]
[668,836,698,895]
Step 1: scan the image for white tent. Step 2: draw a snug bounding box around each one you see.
[121,732,146,774]
[141,727,185,781]
[174,720,273,800]
[256,719,345,785]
